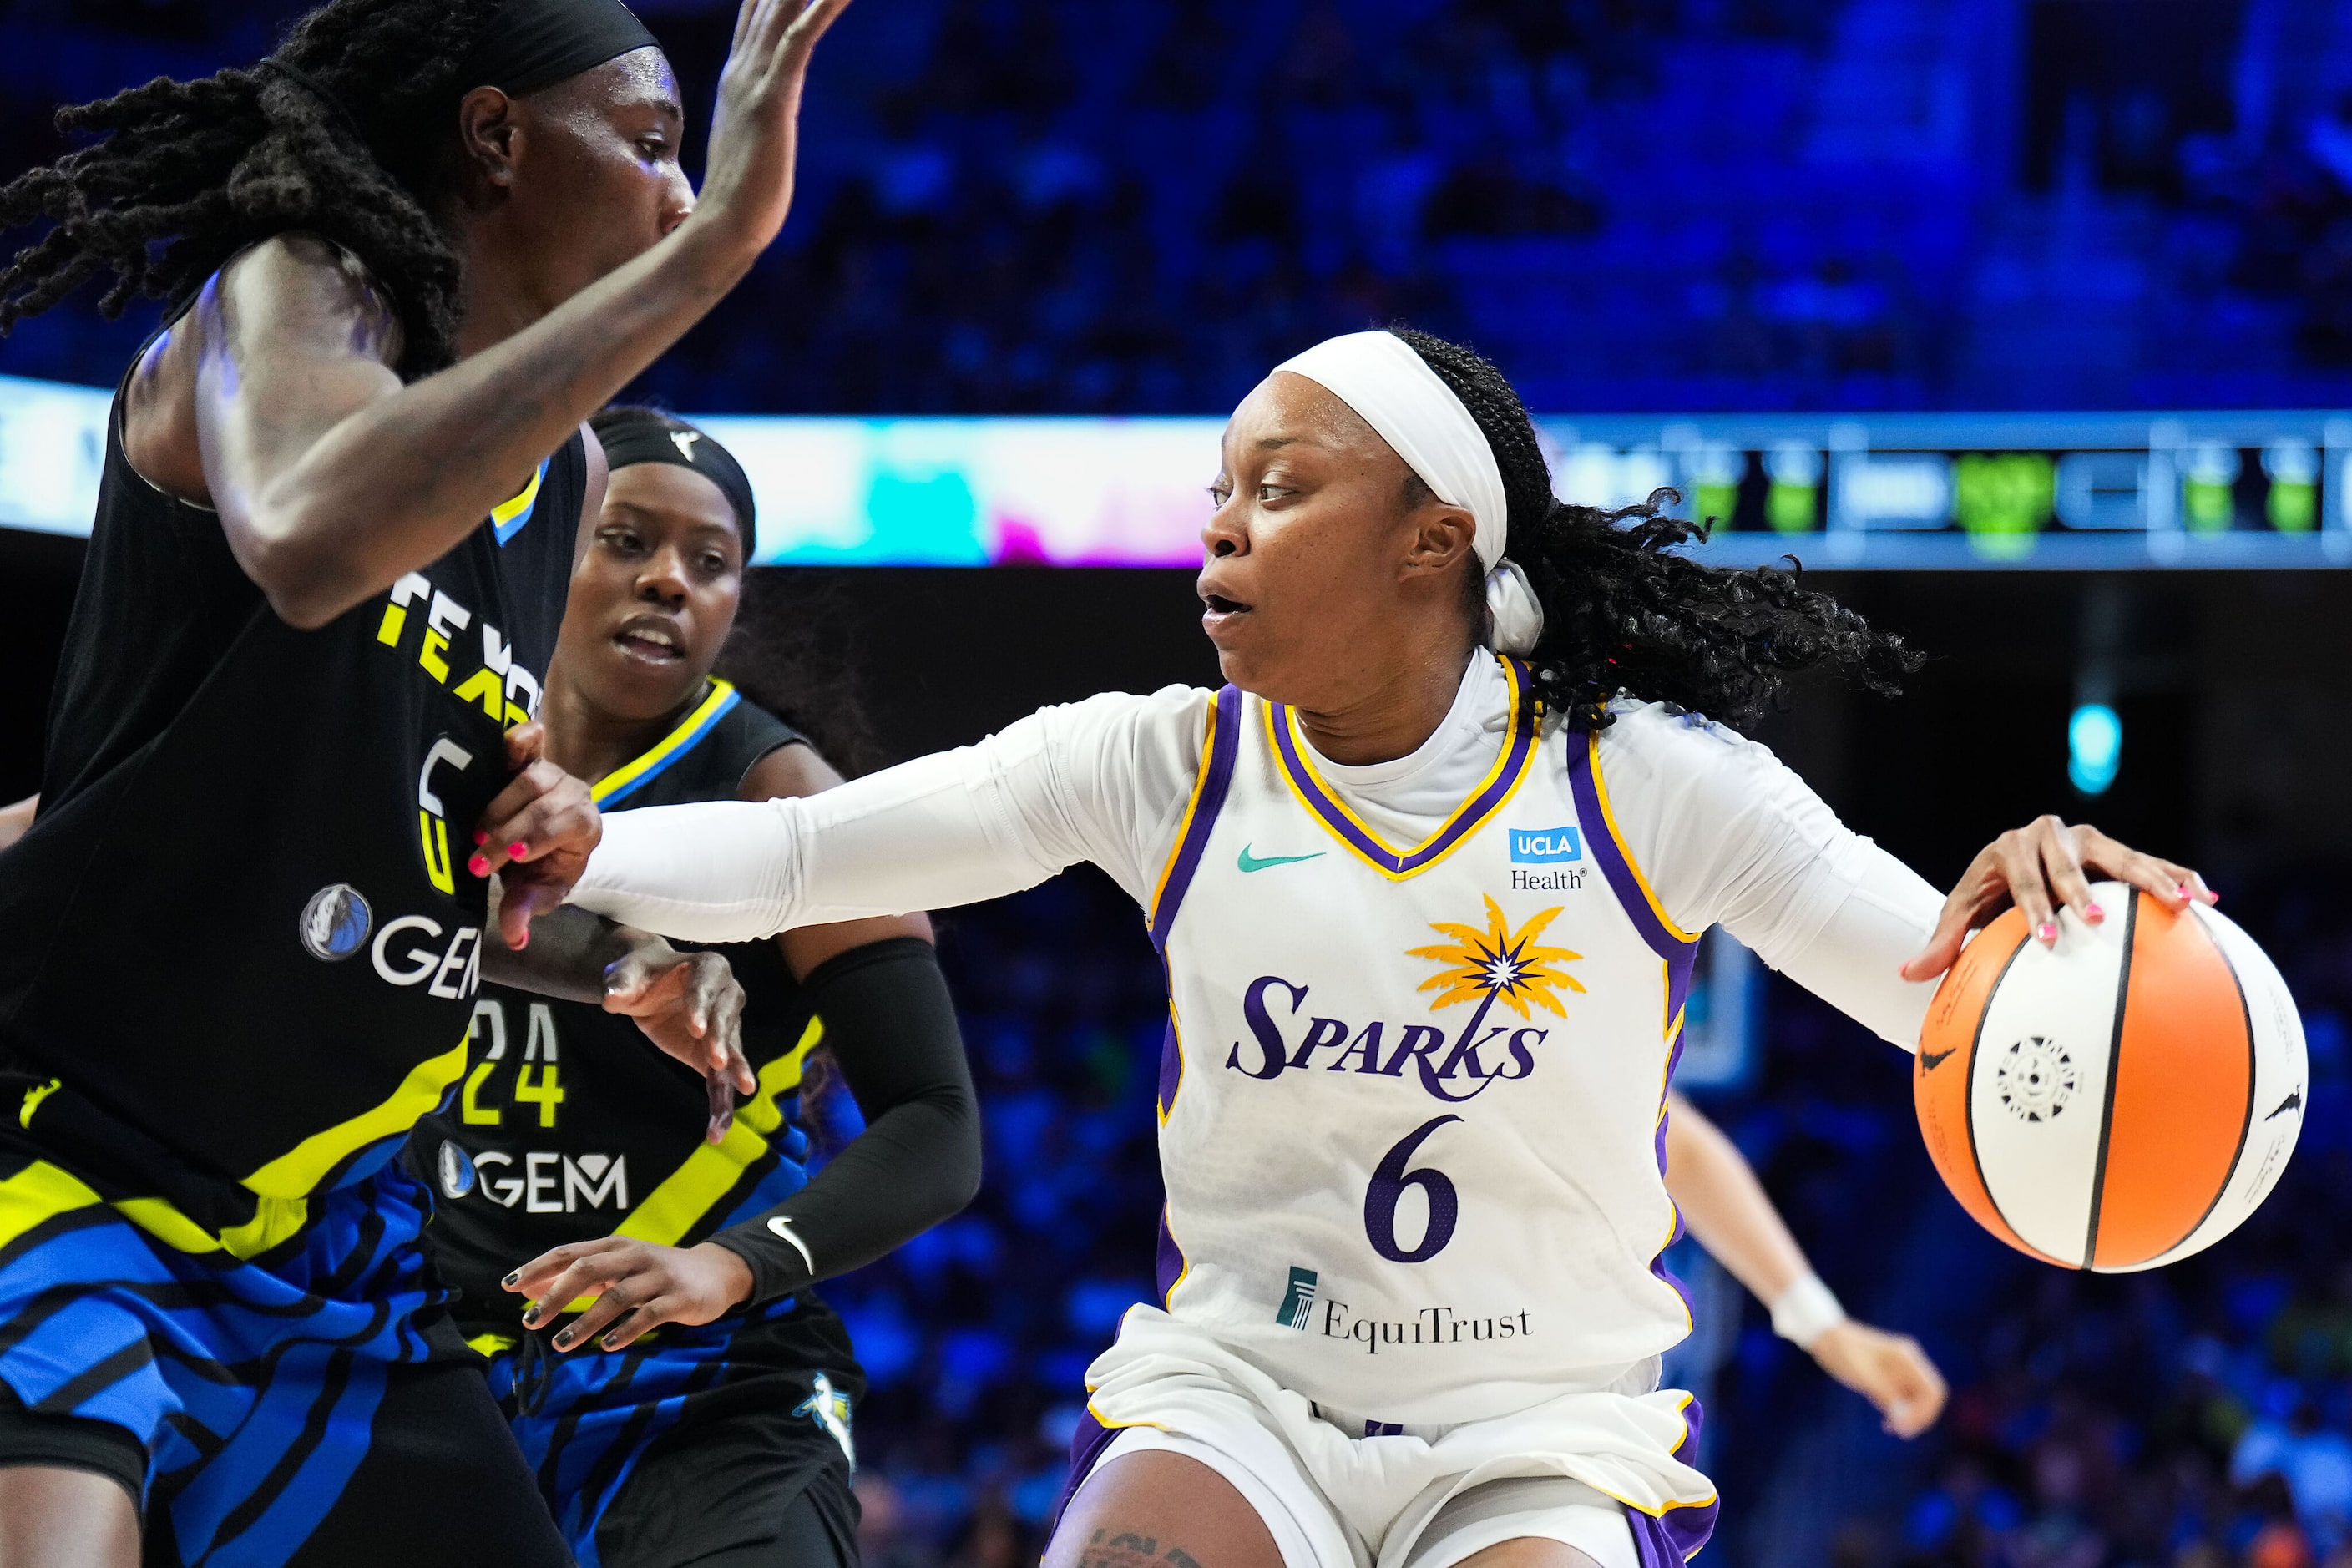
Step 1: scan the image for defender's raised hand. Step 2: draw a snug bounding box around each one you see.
[691,0,857,262]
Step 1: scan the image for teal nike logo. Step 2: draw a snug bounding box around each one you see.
[1238,845,1324,873]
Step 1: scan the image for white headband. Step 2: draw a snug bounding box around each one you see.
[1272,331,1546,655]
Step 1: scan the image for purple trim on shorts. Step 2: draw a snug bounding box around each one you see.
[1626,1398,1717,1565]
[1148,685,1242,954]
[1049,1407,1127,1540]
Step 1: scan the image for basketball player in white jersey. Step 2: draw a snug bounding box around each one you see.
[537,327,2211,1568]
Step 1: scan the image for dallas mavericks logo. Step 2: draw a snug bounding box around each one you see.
[1276,1267,1318,1330]
[794,1372,855,1467]
[436,1140,477,1200]
[299,883,372,962]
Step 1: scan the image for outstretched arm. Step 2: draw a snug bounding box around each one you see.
[1664,1091,1946,1438]
[1601,711,2213,1052]
[567,689,1211,940]
[144,0,852,630]
[506,742,984,1353]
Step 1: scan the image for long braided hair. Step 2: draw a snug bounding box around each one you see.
[0,0,503,378]
[1389,327,1923,732]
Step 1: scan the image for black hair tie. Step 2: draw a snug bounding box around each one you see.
[257,58,367,144]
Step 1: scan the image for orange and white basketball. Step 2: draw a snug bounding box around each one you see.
[1914,881,2305,1272]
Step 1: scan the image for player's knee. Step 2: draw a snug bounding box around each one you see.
[1449,1537,1606,1568]
[1046,1452,1281,1568]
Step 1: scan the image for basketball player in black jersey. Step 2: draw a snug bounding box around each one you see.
[411,407,980,1567]
[0,0,852,1562]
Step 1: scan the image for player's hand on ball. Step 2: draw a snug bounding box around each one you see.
[1902,815,2216,982]
[507,1239,755,1353]
[1808,1320,1947,1439]
[473,723,600,950]
[602,940,756,1141]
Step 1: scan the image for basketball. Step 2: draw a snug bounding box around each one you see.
[1914,882,2306,1273]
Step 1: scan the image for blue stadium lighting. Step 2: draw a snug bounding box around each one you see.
[2068,703,2122,797]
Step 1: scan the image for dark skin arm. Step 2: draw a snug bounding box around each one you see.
[120,0,852,633]
[508,741,940,1348]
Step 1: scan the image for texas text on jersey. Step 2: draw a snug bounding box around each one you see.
[0,371,584,1262]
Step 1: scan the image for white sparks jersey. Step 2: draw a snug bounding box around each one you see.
[1148,660,1704,1424]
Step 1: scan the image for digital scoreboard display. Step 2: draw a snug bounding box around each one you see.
[1540,414,2352,569]
[3,372,2345,569]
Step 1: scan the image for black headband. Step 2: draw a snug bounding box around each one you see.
[597,412,758,559]
[461,0,661,98]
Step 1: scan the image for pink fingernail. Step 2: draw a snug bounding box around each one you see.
[473,830,489,846]
[513,928,530,950]
[468,854,489,877]
[509,842,529,857]
[2085,903,2105,921]
[2177,883,2193,899]
[2036,922,2058,943]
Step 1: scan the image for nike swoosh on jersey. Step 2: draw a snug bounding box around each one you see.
[1919,1048,1956,1072]
[1237,846,1326,873]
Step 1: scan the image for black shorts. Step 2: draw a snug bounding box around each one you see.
[592,1399,857,1568]
[0,1158,567,1567]
[0,1316,564,1568]
[477,1294,863,1567]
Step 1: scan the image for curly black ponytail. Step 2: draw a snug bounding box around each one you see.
[1388,327,1923,732]
[0,0,501,378]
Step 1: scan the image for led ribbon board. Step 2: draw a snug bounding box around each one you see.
[4,375,2347,569]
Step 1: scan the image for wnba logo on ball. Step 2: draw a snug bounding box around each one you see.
[1996,1037,2077,1122]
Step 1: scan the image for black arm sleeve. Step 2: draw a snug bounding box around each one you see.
[706,936,981,1305]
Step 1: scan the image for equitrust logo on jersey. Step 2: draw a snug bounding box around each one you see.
[1276,1266,1318,1330]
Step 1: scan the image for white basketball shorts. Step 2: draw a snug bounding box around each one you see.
[1059,1309,1717,1568]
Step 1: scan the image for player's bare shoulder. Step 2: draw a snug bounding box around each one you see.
[121,233,404,505]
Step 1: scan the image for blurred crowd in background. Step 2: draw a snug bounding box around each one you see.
[818,867,2352,1568]
[13,0,2352,413]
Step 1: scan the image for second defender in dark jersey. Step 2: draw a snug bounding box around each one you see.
[0,0,852,1561]
[414,407,981,1568]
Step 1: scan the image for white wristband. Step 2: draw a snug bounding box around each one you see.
[1769,1273,1847,1350]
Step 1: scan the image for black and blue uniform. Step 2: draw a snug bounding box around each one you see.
[411,683,964,1568]
[0,324,585,1565]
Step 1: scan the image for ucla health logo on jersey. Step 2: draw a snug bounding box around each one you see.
[1224,897,1586,1103]
[1507,826,1586,893]
[1509,826,1581,863]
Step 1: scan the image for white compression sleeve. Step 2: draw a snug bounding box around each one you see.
[570,690,1211,942]
[572,747,1065,941]
[1596,705,1945,1051]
